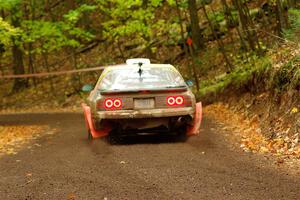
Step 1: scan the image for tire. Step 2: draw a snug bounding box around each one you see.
[87,130,93,140]
[177,125,188,135]
[108,127,123,144]
[177,125,188,141]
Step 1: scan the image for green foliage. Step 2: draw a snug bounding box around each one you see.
[22,20,94,53]
[0,1,95,54]
[166,0,176,6]
[0,0,22,22]
[200,53,300,97]
[283,9,300,43]
[206,10,227,34]
[271,56,300,91]
[249,8,260,18]
[0,17,21,47]
[0,0,21,10]
[97,0,179,47]
[230,10,240,26]
[200,0,213,5]
[98,0,157,40]
[208,10,225,26]
[199,57,271,96]
[64,4,97,25]
[176,0,188,9]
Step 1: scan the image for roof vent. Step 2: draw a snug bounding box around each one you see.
[126,58,150,66]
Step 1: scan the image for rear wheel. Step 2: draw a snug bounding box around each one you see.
[176,125,188,141]
[87,130,93,140]
[108,126,124,144]
[175,123,187,135]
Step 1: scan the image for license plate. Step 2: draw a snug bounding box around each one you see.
[134,98,155,109]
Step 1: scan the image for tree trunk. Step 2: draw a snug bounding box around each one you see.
[12,43,27,92]
[187,45,200,92]
[233,0,254,50]
[71,47,82,92]
[220,0,246,49]
[42,51,55,94]
[276,0,288,35]
[188,0,204,50]
[27,0,37,86]
[287,0,297,8]
[201,4,233,70]
[11,8,27,92]
[175,0,192,77]
[28,43,37,86]
[175,0,188,56]
[232,0,261,53]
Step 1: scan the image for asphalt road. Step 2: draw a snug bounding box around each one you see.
[0,113,300,200]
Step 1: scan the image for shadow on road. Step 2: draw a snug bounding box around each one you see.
[98,133,189,145]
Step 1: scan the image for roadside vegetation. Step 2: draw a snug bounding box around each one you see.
[1,0,300,161]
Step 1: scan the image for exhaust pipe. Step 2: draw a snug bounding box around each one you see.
[177,116,193,124]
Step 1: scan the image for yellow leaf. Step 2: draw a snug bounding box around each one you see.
[291,107,298,114]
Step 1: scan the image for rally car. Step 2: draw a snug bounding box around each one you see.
[81,58,202,139]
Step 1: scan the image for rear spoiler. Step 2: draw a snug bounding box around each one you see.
[100,87,187,95]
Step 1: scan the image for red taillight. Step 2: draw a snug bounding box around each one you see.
[114,99,122,108]
[167,96,184,106]
[104,98,122,109]
[105,99,114,108]
[176,96,184,105]
[167,97,176,106]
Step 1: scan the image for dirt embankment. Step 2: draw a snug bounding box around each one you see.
[203,44,300,164]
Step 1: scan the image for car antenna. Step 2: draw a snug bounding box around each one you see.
[138,62,143,77]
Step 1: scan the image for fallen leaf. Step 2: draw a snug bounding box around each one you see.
[291,107,298,114]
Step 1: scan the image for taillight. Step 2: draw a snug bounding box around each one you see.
[105,99,114,108]
[114,99,122,108]
[167,96,184,106]
[167,97,175,106]
[104,98,122,109]
[176,96,184,105]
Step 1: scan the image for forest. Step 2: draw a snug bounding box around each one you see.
[1,0,300,158]
[0,0,299,94]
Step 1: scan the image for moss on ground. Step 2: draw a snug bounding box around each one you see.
[199,56,272,97]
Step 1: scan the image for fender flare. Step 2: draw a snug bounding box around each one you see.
[187,102,203,136]
[81,103,111,138]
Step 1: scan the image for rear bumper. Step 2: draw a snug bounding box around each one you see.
[82,102,202,138]
[93,107,195,120]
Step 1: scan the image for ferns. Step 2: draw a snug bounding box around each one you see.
[271,56,300,90]
[284,9,300,43]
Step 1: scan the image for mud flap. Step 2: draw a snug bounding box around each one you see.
[81,103,111,138]
[187,102,203,136]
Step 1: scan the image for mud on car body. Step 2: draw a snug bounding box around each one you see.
[82,58,202,139]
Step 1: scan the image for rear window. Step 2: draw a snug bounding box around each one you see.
[98,66,186,91]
